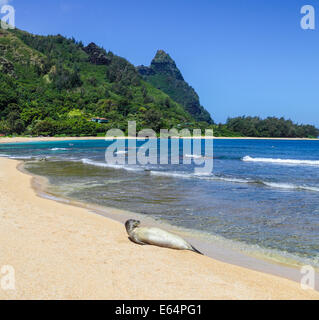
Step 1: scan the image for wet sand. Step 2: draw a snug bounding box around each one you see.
[0,157,318,300]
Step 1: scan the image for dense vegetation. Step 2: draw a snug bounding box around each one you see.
[0,27,317,138]
[226,116,319,138]
[0,28,209,137]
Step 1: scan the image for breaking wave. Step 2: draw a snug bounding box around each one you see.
[77,158,319,192]
[8,155,36,160]
[242,156,319,166]
[80,158,142,172]
[50,148,69,151]
[262,182,319,192]
[150,170,319,192]
[184,154,203,159]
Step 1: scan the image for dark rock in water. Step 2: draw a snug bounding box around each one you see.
[83,42,111,65]
[137,50,213,124]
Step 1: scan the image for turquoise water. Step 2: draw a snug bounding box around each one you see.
[1,138,319,267]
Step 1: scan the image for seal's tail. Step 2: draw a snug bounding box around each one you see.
[190,245,203,255]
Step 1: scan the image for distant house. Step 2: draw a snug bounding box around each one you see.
[91,117,109,124]
[177,123,194,128]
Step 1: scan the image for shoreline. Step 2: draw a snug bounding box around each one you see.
[0,136,318,144]
[22,161,319,291]
[0,158,318,299]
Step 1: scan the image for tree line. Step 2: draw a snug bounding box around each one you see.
[226,116,319,138]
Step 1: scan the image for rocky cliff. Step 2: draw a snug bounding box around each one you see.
[137,50,213,124]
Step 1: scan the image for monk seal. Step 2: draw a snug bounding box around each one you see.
[125,219,203,255]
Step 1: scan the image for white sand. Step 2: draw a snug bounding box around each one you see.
[0,158,318,300]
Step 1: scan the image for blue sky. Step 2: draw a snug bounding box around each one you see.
[4,0,319,126]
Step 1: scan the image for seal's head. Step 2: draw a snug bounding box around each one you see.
[125,219,141,234]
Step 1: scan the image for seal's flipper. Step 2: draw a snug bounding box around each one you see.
[128,236,146,246]
[190,245,203,255]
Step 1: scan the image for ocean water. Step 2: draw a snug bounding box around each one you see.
[1,138,319,267]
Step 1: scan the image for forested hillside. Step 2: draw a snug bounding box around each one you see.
[0,27,317,138]
[0,28,209,137]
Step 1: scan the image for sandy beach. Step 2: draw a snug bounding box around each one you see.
[0,136,318,144]
[0,157,317,300]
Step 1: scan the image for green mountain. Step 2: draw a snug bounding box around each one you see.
[137,50,213,124]
[0,28,211,137]
[0,27,317,138]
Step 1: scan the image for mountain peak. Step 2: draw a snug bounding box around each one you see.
[153,50,174,63]
[150,50,184,81]
[137,50,213,124]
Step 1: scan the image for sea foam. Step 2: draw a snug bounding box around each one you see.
[81,158,142,172]
[242,156,319,166]
[50,148,68,151]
